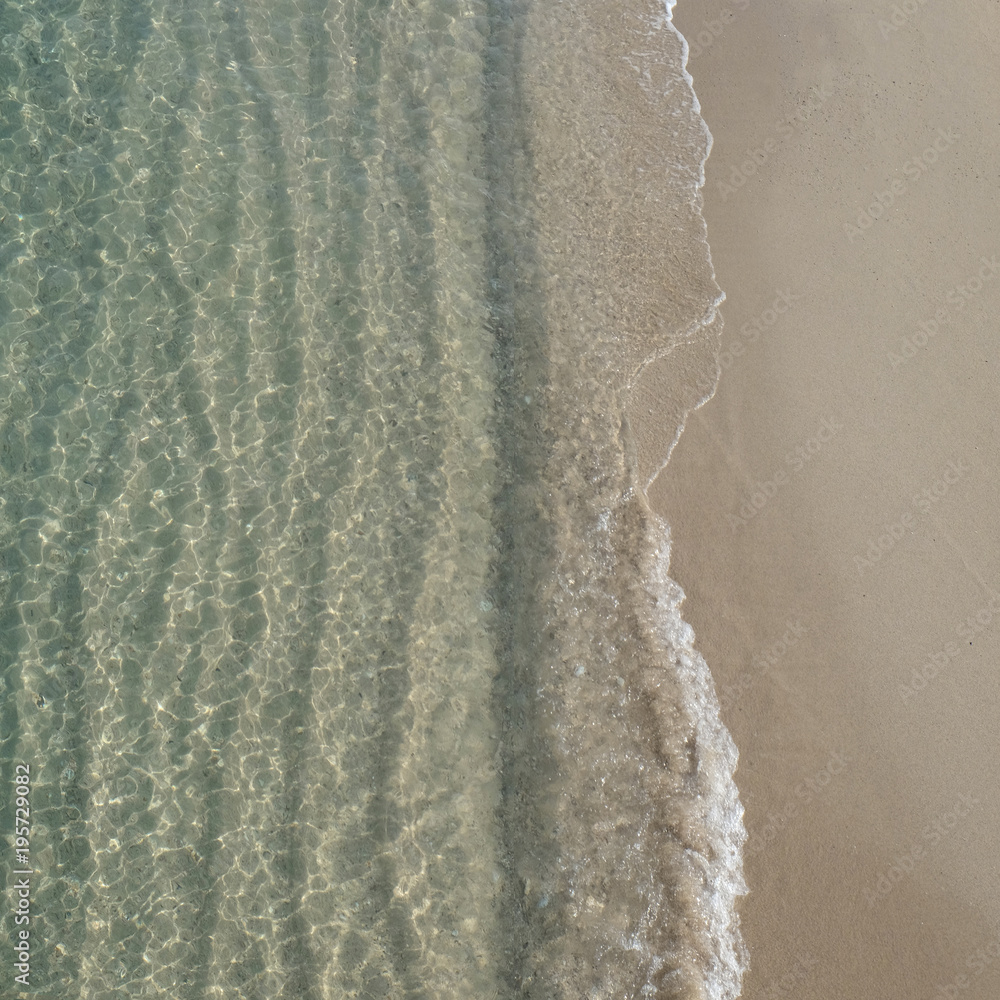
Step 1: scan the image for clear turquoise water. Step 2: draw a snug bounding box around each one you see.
[0,0,745,996]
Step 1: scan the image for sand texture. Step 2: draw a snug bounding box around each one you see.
[653,1,1000,996]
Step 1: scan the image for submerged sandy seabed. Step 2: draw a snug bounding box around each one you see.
[652,1,1000,997]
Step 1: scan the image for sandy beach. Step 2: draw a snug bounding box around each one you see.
[651,1,1000,996]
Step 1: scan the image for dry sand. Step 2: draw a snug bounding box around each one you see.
[652,1,1000,996]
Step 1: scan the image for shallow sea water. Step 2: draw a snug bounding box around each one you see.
[0,0,745,997]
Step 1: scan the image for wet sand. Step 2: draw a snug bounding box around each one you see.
[652,1,1000,996]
